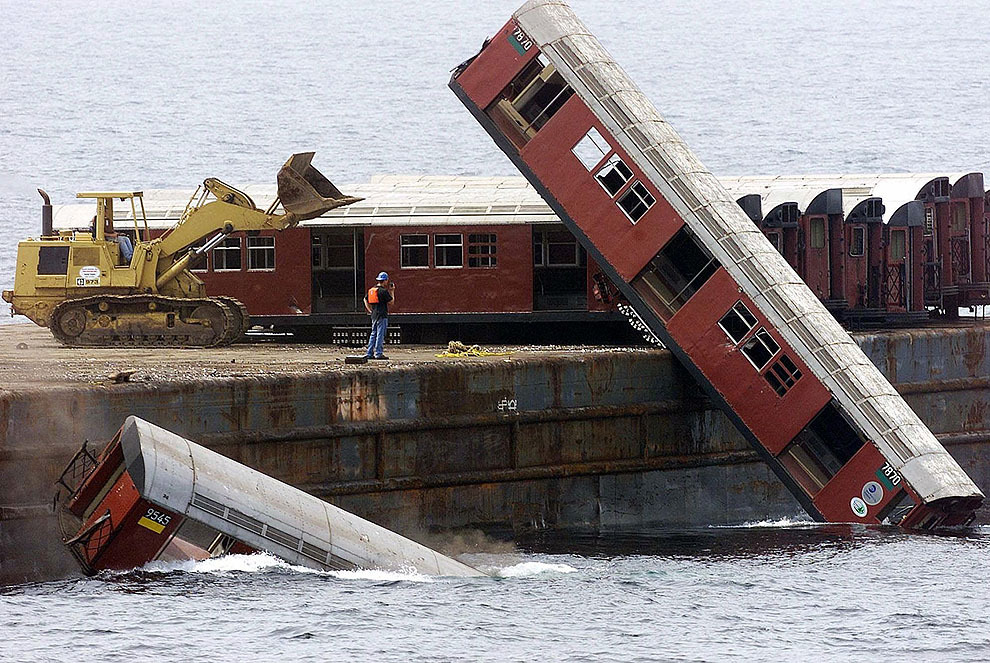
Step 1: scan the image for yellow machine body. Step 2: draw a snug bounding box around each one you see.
[2,153,360,346]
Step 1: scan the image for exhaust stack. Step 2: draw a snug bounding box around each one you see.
[39,189,52,236]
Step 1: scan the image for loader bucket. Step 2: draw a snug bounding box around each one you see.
[277,152,363,221]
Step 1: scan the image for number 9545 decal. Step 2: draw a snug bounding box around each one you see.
[137,507,172,534]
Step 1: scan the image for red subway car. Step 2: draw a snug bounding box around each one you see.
[448,0,982,527]
[722,174,990,326]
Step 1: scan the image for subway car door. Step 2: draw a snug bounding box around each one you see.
[311,229,365,312]
[885,228,909,311]
[803,216,830,299]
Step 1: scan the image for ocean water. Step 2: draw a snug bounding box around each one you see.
[3,525,990,662]
[2,0,989,319]
[3,1,990,659]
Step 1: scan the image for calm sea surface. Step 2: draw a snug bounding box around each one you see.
[2,1,990,660]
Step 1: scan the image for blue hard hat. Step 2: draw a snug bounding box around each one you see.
[376,271,389,281]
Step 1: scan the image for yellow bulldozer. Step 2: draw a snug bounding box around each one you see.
[1,153,360,347]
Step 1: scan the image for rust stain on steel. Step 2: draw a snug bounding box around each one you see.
[966,399,990,431]
[895,376,990,395]
[197,399,705,447]
[883,336,898,384]
[964,329,987,377]
[0,395,9,447]
[303,450,762,497]
[265,378,298,429]
[337,372,386,422]
[585,354,615,402]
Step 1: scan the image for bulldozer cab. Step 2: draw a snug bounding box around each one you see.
[75,191,149,244]
[277,152,363,221]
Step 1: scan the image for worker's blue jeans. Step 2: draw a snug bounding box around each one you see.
[117,236,133,262]
[365,317,388,358]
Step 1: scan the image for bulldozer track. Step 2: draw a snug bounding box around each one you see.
[214,296,252,343]
[49,294,245,348]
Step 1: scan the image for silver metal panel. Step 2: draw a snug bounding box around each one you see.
[121,416,484,577]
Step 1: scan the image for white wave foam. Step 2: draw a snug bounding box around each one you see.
[497,561,578,577]
[139,552,306,575]
[710,516,816,529]
[327,568,435,583]
[136,553,435,582]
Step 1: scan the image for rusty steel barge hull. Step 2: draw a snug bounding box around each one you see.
[2,324,990,584]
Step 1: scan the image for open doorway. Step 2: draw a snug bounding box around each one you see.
[311,228,364,312]
[533,226,587,310]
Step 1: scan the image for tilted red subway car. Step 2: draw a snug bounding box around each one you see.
[448,0,982,527]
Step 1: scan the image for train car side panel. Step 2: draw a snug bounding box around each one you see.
[667,269,831,454]
[520,98,683,281]
[455,19,540,110]
[363,224,534,314]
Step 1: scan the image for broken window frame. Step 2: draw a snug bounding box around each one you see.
[741,328,780,371]
[595,155,633,197]
[487,55,575,147]
[779,402,866,496]
[617,181,656,224]
[633,227,720,319]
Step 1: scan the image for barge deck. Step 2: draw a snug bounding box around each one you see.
[2,323,989,583]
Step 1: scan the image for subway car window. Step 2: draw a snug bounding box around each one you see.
[572,126,610,170]
[849,227,865,257]
[213,237,242,271]
[400,234,429,268]
[435,234,463,268]
[741,329,780,370]
[810,219,826,249]
[468,234,497,268]
[595,155,633,196]
[617,182,656,223]
[718,301,758,344]
[765,354,802,396]
[486,55,574,147]
[890,229,906,260]
[633,227,720,318]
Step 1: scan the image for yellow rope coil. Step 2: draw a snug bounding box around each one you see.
[435,340,512,358]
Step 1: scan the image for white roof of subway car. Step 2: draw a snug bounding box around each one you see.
[720,173,973,223]
[50,175,560,231]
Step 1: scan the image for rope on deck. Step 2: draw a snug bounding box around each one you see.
[435,340,512,358]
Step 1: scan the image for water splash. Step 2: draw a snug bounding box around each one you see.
[497,561,578,578]
[138,552,305,575]
[135,553,436,582]
[710,517,816,529]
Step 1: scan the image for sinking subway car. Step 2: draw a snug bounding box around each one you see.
[55,416,484,577]
[449,0,983,528]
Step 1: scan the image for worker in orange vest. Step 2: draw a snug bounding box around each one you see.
[363,271,395,360]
